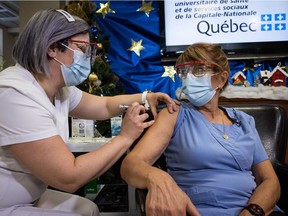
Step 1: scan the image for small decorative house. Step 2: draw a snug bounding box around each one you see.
[268,65,288,87]
[232,71,246,86]
[260,70,270,85]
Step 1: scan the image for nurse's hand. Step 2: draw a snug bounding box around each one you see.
[119,102,154,142]
[145,92,179,119]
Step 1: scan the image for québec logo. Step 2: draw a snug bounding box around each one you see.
[261,13,286,31]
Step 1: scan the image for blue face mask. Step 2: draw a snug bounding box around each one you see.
[180,73,218,107]
[54,44,91,87]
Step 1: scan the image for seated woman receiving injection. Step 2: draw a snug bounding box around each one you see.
[121,43,285,216]
[0,9,178,216]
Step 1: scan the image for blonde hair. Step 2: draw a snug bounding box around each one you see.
[176,43,230,87]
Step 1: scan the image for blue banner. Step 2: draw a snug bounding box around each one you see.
[94,0,181,98]
[93,0,288,98]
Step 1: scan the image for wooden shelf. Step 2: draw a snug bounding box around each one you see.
[219,97,288,111]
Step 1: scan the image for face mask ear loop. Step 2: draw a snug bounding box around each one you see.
[53,57,65,66]
[180,86,185,99]
[59,42,74,52]
[54,42,75,66]
[179,86,187,100]
[215,86,224,94]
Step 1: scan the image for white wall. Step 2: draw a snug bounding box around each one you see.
[1,1,63,69]
[0,28,3,70]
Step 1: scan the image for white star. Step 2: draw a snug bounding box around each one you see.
[162,66,176,82]
[127,39,144,56]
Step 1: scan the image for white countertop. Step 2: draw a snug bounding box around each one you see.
[67,137,112,152]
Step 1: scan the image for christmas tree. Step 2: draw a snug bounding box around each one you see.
[66,1,126,185]
[65,0,125,96]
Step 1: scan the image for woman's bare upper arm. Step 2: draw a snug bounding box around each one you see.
[7,135,76,185]
[129,106,179,165]
[69,91,110,120]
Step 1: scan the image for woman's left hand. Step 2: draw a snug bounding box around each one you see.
[146,92,179,118]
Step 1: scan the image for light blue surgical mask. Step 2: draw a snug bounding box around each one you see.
[180,73,218,107]
[54,43,91,87]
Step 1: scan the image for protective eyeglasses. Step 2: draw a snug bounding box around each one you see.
[67,39,99,64]
[175,61,220,78]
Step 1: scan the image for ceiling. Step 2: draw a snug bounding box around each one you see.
[0,1,19,31]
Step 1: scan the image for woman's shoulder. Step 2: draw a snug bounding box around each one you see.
[0,64,30,78]
[157,103,180,118]
[178,101,199,116]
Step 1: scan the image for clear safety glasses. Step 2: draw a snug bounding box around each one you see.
[67,39,98,64]
[175,61,220,78]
